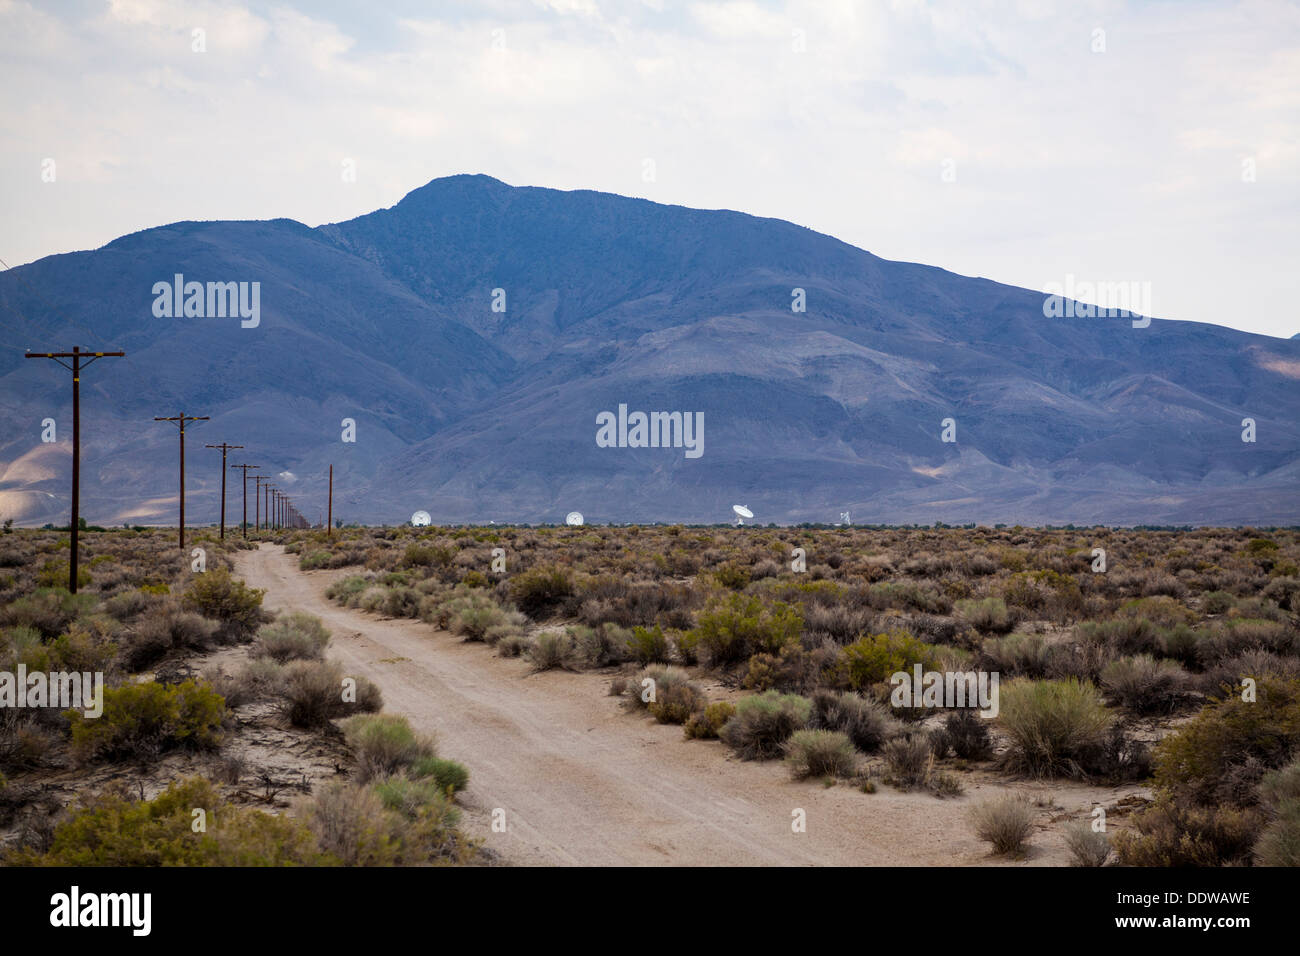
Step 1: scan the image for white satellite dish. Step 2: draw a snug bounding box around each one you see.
[565,511,584,526]
[732,504,753,525]
[410,510,431,527]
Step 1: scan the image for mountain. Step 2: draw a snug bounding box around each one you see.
[2,174,1298,527]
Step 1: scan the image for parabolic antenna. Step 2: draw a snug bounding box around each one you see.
[565,511,584,526]
[410,510,431,527]
[732,504,753,525]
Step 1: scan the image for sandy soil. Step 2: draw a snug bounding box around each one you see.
[234,544,1149,866]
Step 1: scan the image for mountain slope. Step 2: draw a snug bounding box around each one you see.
[1,175,1297,526]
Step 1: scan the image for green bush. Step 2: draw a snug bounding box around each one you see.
[995,678,1115,778]
[182,568,265,638]
[526,631,581,672]
[647,674,705,725]
[628,624,670,665]
[785,729,857,780]
[687,593,802,668]
[341,713,436,781]
[4,776,327,866]
[412,755,470,794]
[67,679,225,762]
[840,630,942,691]
[683,701,735,740]
[1151,676,1300,808]
[1256,759,1300,866]
[955,597,1012,633]
[719,691,811,760]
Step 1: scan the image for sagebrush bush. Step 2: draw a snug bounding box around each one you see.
[785,729,857,779]
[955,597,1013,633]
[969,794,1034,856]
[996,678,1115,778]
[882,732,932,789]
[253,612,331,663]
[647,674,705,725]
[688,593,803,667]
[1100,655,1189,714]
[526,631,581,672]
[411,755,471,793]
[509,565,574,618]
[280,660,382,728]
[1063,821,1112,866]
[929,709,994,761]
[1113,798,1260,866]
[341,713,436,781]
[808,689,900,752]
[719,691,812,760]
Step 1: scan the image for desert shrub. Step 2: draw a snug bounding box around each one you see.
[2,589,95,639]
[719,691,812,760]
[1197,618,1297,664]
[446,590,516,642]
[509,565,574,618]
[684,701,736,740]
[801,603,875,645]
[342,713,436,781]
[882,733,932,789]
[929,709,994,760]
[5,777,326,866]
[808,689,900,753]
[996,678,1115,778]
[326,576,371,607]
[1202,590,1236,615]
[1064,821,1112,866]
[253,612,330,663]
[207,658,283,708]
[980,632,1051,678]
[1113,798,1260,866]
[181,568,265,639]
[1255,759,1300,866]
[785,729,857,780]
[1151,676,1300,808]
[955,597,1012,634]
[568,623,634,667]
[742,644,813,693]
[526,631,581,672]
[1100,655,1189,714]
[1262,577,1300,612]
[628,625,671,665]
[1077,618,1162,657]
[411,755,470,794]
[280,660,382,728]
[647,674,705,725]
[712,562,751,590]
[67,679,225,762]
[688,593,803,667]
[868,581,950,614]
[840,630,942,691]
[124,607,218,669]
[969,794,1034,856]
[298,781,398,866]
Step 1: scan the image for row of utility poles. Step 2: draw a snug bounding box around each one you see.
[26,344,334,594]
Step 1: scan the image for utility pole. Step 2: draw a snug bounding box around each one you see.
[265,486,274,530]
[230,463,258,538]
[253,476,268,532]
[153,413,209,549]
[327,464,333,536]
[24,346,125,594]
[204,443,243,540]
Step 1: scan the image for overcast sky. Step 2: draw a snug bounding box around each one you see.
[2,0,1297,337]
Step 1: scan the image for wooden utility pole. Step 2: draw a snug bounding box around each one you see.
[327,464,333,535]
[253,475,268,531]
[230,463,258,538]
[24,346,125,593]
[204,443,243,540]
[153,413,209,549]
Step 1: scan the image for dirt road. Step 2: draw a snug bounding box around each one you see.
[234,544,1114,866]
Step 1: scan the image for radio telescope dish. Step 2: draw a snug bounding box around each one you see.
[732,504,753,525]
[565,511,584,526]
[410,510,431,527]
